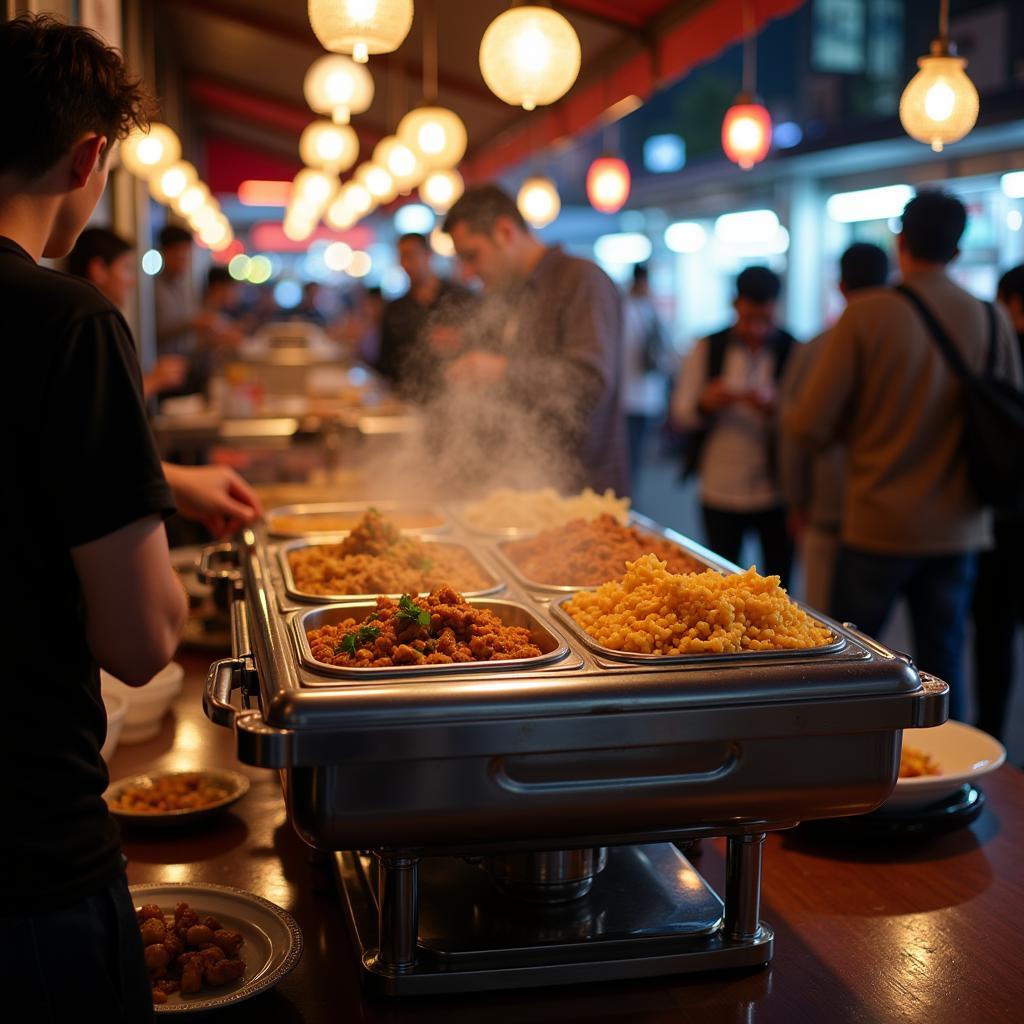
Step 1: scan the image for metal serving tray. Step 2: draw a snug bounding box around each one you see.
[492,519,722,595]
[266,501,449,538]
[445,501,538,539]
[277,536,504,604]
[550,592,846,667]
[290,598,572,679]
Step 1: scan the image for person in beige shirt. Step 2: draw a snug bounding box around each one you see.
[782,192,1023,718]
[777,242,889,614]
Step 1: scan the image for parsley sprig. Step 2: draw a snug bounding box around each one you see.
[395,594,431,629]
[336,624,381,656]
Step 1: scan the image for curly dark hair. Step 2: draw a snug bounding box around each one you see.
[0,14,153,178]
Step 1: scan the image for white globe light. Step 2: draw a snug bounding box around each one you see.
[516,176,560,228]
[398,106,468,169]
[324,241,354,271]
[299,121,359,174]
[479,6,581,110]
[347,249,372,277]
[303,54,374,123]
[419,168,464,214]
[372,136,424,191]
[120,123,182,179]
[293,167,339,213]
[899,53,979,152]
[429,227,455,258]
[325,196,358,231]
[355,162,398,203]
[308,0,413,64]
[190,203,222,233]
[283,214,316,242]
[149,161,197,204]
[340,181,374,216]
[174,182,211,217]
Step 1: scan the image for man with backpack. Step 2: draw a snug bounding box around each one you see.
[781,191,1022,719]
[671,266,797,585]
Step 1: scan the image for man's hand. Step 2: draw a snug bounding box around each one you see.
[740,384,777,415]
[445,351,508,387]
[143,355,188,398]
[162,464,262,538]
[697,377,735,415]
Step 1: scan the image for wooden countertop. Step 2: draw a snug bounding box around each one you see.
[114,651,1024,1022]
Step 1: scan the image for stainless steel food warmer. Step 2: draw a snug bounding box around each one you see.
[201,515,948,997]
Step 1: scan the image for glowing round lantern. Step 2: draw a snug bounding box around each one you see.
[355,162,397,203]
[120,123,181,179]
[398,106,467,169]
[307,0,413,64]
[419,168,464,214]
[721,100,772,170]
[372,136,423,192]
[479,6,581,111]
[293,167,339,214]
[899,47,979,153]
[303,54,374,124]
[148,161,197,204]
[174,182,210,218]
[516,176,560,228]
[586,157,630,214]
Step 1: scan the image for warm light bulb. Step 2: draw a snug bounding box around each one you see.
[479,6,581,111]
[721,101,772,170]
[356,162,397,202]
[119,123,181,179]
[308,0,412,63]
[899,53,979,153]
[419,168,464,214]
[586,157,631,214]
[516,176,560,228]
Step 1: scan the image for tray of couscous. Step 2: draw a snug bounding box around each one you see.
[551,553,845,665]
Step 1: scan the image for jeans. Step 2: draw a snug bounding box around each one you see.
[701,504,794,589]
[831,545,977,720]
[971,518,1024,740]
[0,875,153,1022]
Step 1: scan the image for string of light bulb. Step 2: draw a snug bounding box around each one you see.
[121,123,234,252]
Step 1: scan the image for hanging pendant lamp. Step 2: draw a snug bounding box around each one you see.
[304,54,374,125]
[899,0,979,152]
[517,175,560,229]
[308,0,413,64]
[586,157,630,214]
[721,2,772,171]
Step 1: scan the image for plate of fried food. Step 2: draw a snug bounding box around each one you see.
[105,769,250,826]
[884,720,1006,810]
[131,883,303,1012]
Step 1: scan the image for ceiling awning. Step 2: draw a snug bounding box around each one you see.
[151,0,806,194]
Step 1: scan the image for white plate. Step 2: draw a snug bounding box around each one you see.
[884,719,1006,810]
[106,769,250,826]
[130,881,302,1013]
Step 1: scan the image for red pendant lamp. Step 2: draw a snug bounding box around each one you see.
[722,1,772,171]
[587,156,631,214]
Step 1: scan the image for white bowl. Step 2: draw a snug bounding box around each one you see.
[100,691,127,763]
[100,661,184,743]
[883,719,1006,811]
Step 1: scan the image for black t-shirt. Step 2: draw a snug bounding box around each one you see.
[0,236,175,913]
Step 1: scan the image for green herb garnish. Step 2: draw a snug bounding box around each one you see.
[336,624,381,656]
[396,594,431,629]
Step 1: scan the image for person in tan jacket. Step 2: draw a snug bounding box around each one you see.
[781,191,1023,718]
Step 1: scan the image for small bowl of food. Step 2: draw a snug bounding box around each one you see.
[105,769,250,826]
[100,661,185,743]
[883,720,1006,811]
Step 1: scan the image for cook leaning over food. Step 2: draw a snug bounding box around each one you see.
[0,16,259,1019]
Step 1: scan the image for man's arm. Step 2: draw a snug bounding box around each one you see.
[72,516,187,686]
[670,338,709,431]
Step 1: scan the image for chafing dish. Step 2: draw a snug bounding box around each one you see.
[203,515,948,997]
[277,535,504,604]
[266,501,449,538]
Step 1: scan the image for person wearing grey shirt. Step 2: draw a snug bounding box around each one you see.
[442,185,628,497]
[777,243,889,614]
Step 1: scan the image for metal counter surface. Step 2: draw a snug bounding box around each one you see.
[117,650,1024,1023]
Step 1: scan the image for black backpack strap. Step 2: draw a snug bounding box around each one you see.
[894,284,972,382]
[983,301,997,378]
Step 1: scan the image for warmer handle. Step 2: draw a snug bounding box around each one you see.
[909,671,950,728]
[198,542,241,584]
[204,657,244,728]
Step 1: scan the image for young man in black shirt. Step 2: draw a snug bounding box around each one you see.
[0,15,256,1018]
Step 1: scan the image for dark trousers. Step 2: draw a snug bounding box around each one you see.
[831,546,977,721]
[971,519,1024,740]
[701,504,794,589]
[0,875,153,1022]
